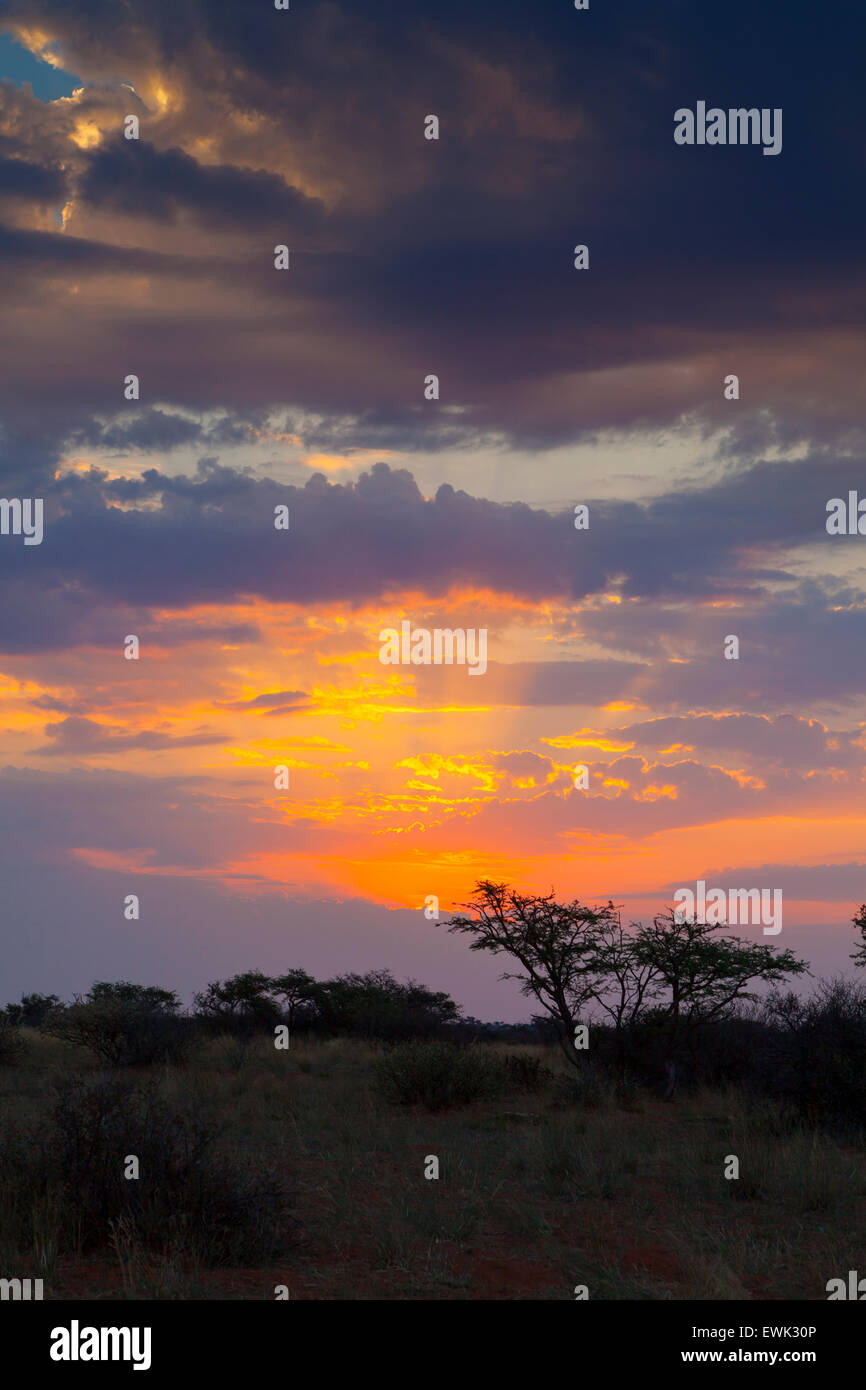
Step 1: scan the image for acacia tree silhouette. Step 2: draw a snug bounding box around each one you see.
[443,880,619,1071]
[443,881,809,1093]
[632,909,808,1096]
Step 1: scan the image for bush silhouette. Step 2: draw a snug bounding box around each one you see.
[42,983,194,1067]
[44,1075,286,1263]
[376,1041,501,1110]
[0,1016,25,1066]
[499,1053,550,1092]
[3,992,61,1028]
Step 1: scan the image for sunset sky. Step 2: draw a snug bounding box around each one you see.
[1,0,865,1017]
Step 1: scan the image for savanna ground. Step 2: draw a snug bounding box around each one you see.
[2,1030,863,1300]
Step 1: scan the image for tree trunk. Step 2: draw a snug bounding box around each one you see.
[557,1025,582,1072]
[663,1058,678,1100]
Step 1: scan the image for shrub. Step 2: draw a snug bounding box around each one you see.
[42,1000,195,1067]
[550,1064,611,1110]
[376,1041,501,1110]
[314,970,461,1041]
[760,980,866,1128]
[88,981,180,1010]
[193,970,282,1037]
[0,1016,25,1066]
[499,1053,550,1093]
[46,1075,287,1263]
[3,993,61,1028]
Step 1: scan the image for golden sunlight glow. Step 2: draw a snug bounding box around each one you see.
[69,120,103,150]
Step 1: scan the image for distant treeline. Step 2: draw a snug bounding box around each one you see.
[3,885,866,1129]
[2,969,866,1128]
[0,968,545,1054]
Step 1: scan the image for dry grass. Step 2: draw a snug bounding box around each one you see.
[0,1031,863,1299]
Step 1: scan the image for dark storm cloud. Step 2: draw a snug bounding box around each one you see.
[0,0,863,458]
[0,418,72,491]
[81,408,205,452]
[0,451,862,626]
[0,219,182,272]
[577,447,866,602]
[0,151,64,199]
[0,558,261,653]
[79,139,325,233]
[43,448,866,598]
[0,453,859,719]
[0,0,862,712]
[0,458,622,620]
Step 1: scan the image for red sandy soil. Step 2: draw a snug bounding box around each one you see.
[42,1103,792,1300]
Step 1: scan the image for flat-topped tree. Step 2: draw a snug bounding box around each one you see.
[633,909,809,1095]
[269,970,318,1029]
[442,879,619,1070]
[87,981,179,1012]
[193,970,280,1032]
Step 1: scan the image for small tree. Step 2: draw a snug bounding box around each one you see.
[42,982,190,1066]
[3,992,62,1027]
[313,969,460,1040]
[193,970,280,1034]
[269,969,318,1029]
[763,978,866,1125]
[0,1016,26,1064]
[88,981,179,1012]
[443,880,619,1070]
[632,909,809,1095]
